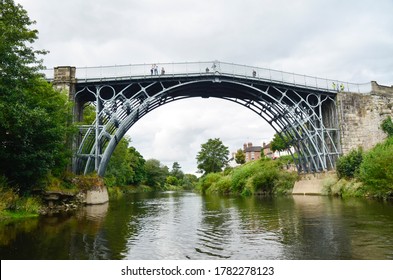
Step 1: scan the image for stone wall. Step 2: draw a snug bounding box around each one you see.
[337,81,393,155]
[53,66,76,100]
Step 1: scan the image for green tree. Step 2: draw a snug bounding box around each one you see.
[144,159,169,188]
[104,138,134,187]
[336,148,363,179]
[166,175,179,186]
[170,161,184,180]
[234,149,246,164]
[104,138,146,187]
[127,146,146,185]
[0,0,47,89]
[0,1,73,192]
[196,138,229,175]
[270,133,290,152]
[182,174,198,190]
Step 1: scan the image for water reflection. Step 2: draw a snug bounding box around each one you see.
[1,192,393,259]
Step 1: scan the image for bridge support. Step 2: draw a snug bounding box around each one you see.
[49,61,393,177]
[337,81,393,154]
[53,66,76,100]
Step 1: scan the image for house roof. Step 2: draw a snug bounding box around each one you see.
[244,146,262,152]
[262,143,271,149]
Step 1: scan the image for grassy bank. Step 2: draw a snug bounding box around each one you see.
[329,135,393,200]
[0,187,42,220]
[196,158,298,196]
[323,174,393,200]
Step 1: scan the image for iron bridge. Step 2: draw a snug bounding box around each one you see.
[64,61,370,176]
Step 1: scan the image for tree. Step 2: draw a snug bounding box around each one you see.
[270,133,291,152]
[234,149,246,164]
[104,138,146,187]
[144,159,169,188]
[104,138,134,187]
[196,138,229,175]
[0,0,47,90]
[127,146,146,185]
[170,162,184,180]
[0,1,73,192]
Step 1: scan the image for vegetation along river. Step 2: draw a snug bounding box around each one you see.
[1,191,393,260]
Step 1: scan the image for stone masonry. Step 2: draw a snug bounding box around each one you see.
[53,66,76,100]
[337,81,393,155]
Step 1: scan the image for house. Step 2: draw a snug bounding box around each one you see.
[243,142,262,162]
[262,142,294,159]
[262,142,274,159]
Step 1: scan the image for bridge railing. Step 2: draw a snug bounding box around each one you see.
[42,60,372,93]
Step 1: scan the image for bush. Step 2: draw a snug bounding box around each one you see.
[207,176,232,194]
[197,173,223,194]
[251,168,278,194]
[16,196,41,214]
[0,187,18,212]
[336,148,363,179]
[0,187,42,214]
[166,176,179,186]
[274,171,298,195]
[381,116,393,137]
[72,173,105,192]
[231,161,261,193]
[358,137,393,198]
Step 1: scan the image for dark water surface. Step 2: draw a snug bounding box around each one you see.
[1,192,393,259]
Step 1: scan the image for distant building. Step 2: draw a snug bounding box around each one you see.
[262,142,294,159]
[262,142,274,159]
[243,142,262,162]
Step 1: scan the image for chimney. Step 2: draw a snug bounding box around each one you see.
[248,142,252,148]
[243,143,247,150]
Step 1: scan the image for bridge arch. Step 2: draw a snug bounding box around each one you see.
[72,69,340,176]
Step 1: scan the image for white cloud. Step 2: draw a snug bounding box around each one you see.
[16,0,393,173]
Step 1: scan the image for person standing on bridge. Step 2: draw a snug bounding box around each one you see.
[161,67,165,75]
[154,64,158,75]
[151,65,154,75]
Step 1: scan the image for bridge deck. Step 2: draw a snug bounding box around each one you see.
[44,61,371,94]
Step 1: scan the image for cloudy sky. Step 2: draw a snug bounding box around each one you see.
[17,0,393,174]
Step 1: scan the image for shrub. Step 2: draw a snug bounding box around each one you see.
[251,168,278,194]
[0,187,18,212]
[336,148,363,179]
[72,173,105,192]
[166,176,179,186]
[381,116,393,137]
[206,176,232,194]
[231,161,261,193]
[197,173,222,194]
[358,137,393,198]
[274,171,298,195]
[16,196,41,214]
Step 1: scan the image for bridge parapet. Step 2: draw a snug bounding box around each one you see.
[45,61,371,94]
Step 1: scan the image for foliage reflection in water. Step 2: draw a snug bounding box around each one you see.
[1,191,393,259]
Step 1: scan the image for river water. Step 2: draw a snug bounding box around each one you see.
[1,191,393,260]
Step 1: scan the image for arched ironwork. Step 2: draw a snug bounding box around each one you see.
[71,61,348,175]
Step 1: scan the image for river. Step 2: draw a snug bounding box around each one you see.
[1,191,393,260]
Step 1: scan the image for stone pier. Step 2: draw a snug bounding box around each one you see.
[337,81,393,154]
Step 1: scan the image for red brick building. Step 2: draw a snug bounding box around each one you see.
[243,142,262,162]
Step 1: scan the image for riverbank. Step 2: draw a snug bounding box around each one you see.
[293,171,393,200]
[1,164,391,221]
